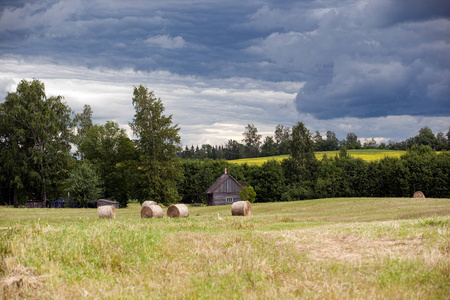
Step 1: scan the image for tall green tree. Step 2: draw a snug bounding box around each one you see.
[323,131,339,151]
[224,139,244,160]
[416,126,437,147]
[260,136,279,157]
[242,124,261,158]
[0,79,73,206]
[79,121,136,207]
[274,124,291,155]
[284,121,318,184]
[436,132,448,151]
[130,85,183,205]
[313,130,324,151]
[73,104,93,159]
[406,126,438,149]
[342,132,361,149]
[0,110,28,207]
[290,122,316,166]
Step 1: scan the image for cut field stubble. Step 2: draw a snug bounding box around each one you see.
[0,197,449,299]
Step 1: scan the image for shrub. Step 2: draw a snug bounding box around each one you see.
[239,186,256,203]
[66,162,103,207]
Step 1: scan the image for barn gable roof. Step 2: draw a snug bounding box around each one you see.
[205,173,242,194]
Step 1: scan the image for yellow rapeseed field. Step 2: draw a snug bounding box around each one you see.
[229,150,406,165]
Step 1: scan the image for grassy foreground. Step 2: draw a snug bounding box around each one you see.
[229,149,405,165]
[1,198,449,299]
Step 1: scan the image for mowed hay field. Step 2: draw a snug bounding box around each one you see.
[229,150,405,165]
[1,198,449,299]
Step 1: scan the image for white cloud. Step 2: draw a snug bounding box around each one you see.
[1,56,448,148]
[0,56,302,146]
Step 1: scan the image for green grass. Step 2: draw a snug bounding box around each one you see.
[1,198,449,299]
[229,149,406,165]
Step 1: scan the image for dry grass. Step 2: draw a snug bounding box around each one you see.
[1,257,46,299]
[0,198,449,299]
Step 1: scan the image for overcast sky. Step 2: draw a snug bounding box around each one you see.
[1,0,449,147]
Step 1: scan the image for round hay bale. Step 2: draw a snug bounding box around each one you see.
[142,200,157,208]
[98,205,115,219]
[167,204,189,218]
[413,191,425,198]
[141,204,163,218]
[231,201,251,216]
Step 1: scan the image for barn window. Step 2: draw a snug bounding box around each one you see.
[226,197,233,203]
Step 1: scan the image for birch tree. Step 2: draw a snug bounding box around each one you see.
[0,79,73,206]
[130,85,183,205]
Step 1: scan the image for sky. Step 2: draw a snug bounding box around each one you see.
[0,0,449,147]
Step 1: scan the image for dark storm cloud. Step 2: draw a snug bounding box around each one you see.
[0,0,265,77]
[363,0,450,27]
[0,0,449,124]
[282,0,450,119]
[241,0,450,118]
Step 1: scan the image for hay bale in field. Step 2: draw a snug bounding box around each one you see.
[231,201,251,216]
[413,191,425,198]
[141,204,163,218]
[142,200,157,208]
[98,205,115,219]
[167,204,189,218]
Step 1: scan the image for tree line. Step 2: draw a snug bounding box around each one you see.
[179,145,450,204]
[177,122,450,203]
[0,80,182,208]
[180,124,450,160]
[1,79,449,207]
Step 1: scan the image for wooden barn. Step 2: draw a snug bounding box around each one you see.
[205,169,242,206]
[25,199,45,208]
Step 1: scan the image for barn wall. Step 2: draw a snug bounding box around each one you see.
[25,200,45,208]
[209,192,241,206]
[215,178,241,193]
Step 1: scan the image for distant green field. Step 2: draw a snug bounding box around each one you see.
[229,149,405,165]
